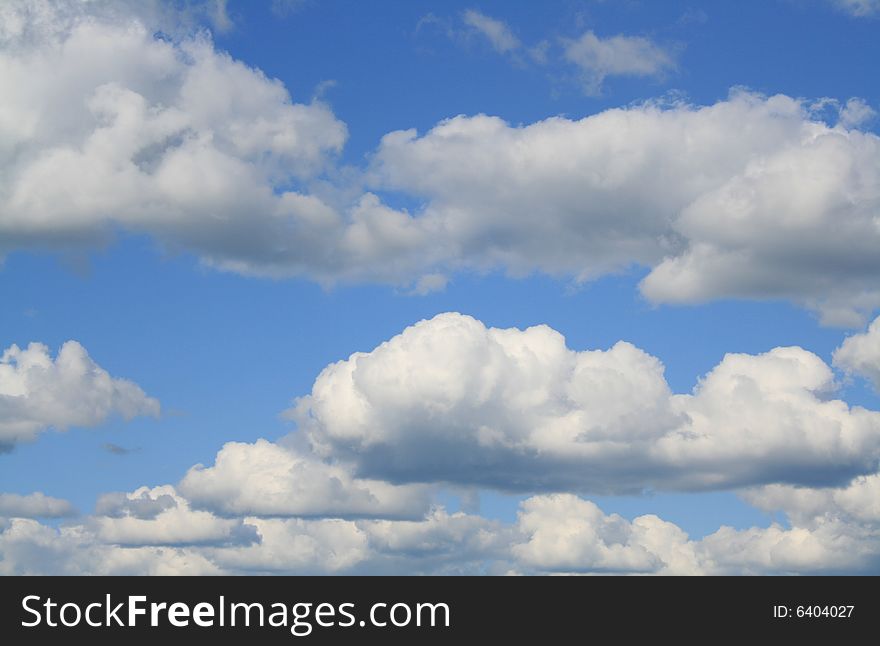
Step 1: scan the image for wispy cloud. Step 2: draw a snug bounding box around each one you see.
[562,30,677,95]
[462,9,521,54]
[832,0,880,16]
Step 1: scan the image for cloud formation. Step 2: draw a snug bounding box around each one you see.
[462,9,520,54]
[89,486,258,547]
[832,0,880,16]
[5,486,879,574]
[178,439,431,519]
[0,492,75,518]
[833,315,880,392]
[370,92,880,325]
[2,3,879,322]
[562,30,675,94]
[0,340,159,449]
[292,313,880,492]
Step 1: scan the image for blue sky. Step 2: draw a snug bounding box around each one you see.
[2,0,880,574]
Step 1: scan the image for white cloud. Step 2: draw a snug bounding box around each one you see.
[0,492,75,518]
[462,9,521,54]
[88,486,258,547]
[178,439,432,519]
[510,493,880,575]
[0,340,159,449]
[208,517,370,573]
[833,315,880,391]
[0,0,348,275]
[292,312,880,493]
[743,473,880,527]
[561,30,676,94]
[512,494,701,574]
[370,91,880,325]
[7,487,876,574]
[0,517,222,575]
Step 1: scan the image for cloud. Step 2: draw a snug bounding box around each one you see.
[743,473,880,527]
[0,492,76,518]
[6,487,879,574]
[370,91,880,325]
[831,0,880,16]
[510,492,880,575]
[88,485,258,547]
[292,313,880,493]
[3,5,880,331]
[0,0,347,274]
[833,315,880,391]
[103,442,136,455]
[462,9,521,54]
[0,517,222,575]
[178,439,432,519]
[2,5,879,321]
[561,30,676,94]
[0,340,159,448]
[512,494,701,574]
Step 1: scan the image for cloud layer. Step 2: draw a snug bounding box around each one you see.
[4,487,879,575]
[0,340,159,449]
[2,312,880,574]
[1,4,878,322]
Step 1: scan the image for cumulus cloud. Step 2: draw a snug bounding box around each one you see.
[6,487,878,574]
[370,91,880,325]
[462,9,521,54]
[88,486,258,547]
[743,473,880,527]
[0,517,222,575]
[833,315,880,391]
[512,494,701,574]
[0,492,75,518]
[510,493,880,575]
[0,488,505,575]
[561,30,676,94]
[178,439,432,519]
[0,0,348,276]
[292,313,880,493]
[0,340,159,449]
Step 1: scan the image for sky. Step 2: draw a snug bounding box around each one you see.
[1,0,880,574]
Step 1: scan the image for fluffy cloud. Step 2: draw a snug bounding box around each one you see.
[561,30,675,94]
[88,486,258,547]
[0,0,348,276]
[512,494,701,574]
[178,439,431,519]
[833,315,880,391]
[370,92,880,325]
[462,9,520,54]
[0,517,222,575]
[0,489,504,575]
[0,492,75,518]
[510,493,880,575]
[6,487,878,574]
[0,340,159,449]
[292,313,880,493]
[743,474,880,527]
